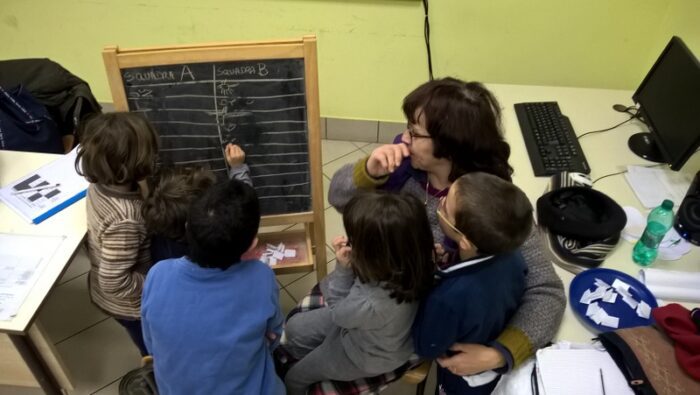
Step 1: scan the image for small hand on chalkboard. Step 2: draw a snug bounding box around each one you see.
[225,144,246,167]
[332,235,352,268]
[366,143,410,178]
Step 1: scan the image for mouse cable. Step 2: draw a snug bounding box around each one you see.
[591,163,665,185]
[577,115,636,140]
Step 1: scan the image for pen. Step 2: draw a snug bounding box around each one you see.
[530,363,539,395]
[600,368,606,395]
[12,184,61,195]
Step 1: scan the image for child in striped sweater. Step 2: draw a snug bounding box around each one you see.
[75,112,159,356]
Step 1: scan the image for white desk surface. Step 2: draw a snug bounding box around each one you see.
[0,150,87,334]
[489,83,700,342]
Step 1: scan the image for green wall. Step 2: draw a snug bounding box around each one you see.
[1,0,698,121]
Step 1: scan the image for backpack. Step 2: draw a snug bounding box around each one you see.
[0,85,63,153]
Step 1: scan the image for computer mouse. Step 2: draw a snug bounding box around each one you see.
[569,172,593,187]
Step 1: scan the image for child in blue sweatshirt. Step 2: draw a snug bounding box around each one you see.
[141,179,284,395]
[412,172,534,395]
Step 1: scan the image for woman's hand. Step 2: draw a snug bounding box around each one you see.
[331,235,352,268]
[225,143,246,166]
[366,143,410,178]
[436,343,506,376]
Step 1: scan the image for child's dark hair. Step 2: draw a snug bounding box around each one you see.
[453,172,533,255]
[143,167,216,242]
[403,77,513,183]
[186,179,260,270]
[75,112,159,184]
[342,191,435,303]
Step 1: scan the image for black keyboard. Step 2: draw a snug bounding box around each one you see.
[514,102,591,177]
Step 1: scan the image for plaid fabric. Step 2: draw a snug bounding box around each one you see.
[283,284,424,395]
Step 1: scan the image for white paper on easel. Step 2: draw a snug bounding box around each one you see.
[0,234,65,321]
[624,166,692,208]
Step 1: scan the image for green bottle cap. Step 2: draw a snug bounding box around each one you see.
[661,199,674,210]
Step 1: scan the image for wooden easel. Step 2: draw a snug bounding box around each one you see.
[102,36,327,280]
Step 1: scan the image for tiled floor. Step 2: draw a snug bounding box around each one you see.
[2,139,436,395]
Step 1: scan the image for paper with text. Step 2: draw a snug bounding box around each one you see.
[0,234,65,321]
[0,147,88,224]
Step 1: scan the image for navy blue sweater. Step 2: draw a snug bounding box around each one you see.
[412,252,527,359]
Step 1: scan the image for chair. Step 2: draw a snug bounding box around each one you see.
[401,360,432,395]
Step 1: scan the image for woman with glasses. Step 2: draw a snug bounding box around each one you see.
[328,77,565,378]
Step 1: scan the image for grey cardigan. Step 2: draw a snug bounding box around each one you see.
[320,264,417,374]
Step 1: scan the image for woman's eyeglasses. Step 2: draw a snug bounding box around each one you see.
[436,196,465,238]
[406,124,432,143]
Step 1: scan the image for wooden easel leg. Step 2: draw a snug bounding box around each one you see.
[308,222,327,281]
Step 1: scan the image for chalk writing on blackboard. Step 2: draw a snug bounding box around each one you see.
[121,59,310,215]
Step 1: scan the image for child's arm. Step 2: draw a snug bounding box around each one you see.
[319,236,355,306]
[266,270,284,350]
[141,274,154,354]
[412,299,463,359]
[225,144,252,186]
[97,220,148,301]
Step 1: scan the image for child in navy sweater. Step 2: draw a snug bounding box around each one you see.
[412,172,534,395]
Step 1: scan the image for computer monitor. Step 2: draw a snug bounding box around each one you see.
[629,36,700,170]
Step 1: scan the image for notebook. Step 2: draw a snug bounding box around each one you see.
[0,147,88,224]
[536,348,634,395]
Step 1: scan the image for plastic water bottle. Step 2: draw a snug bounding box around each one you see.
[632,199,674,266]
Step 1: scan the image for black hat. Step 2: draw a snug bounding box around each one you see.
[538,187,626,239]
[537,172,627,273]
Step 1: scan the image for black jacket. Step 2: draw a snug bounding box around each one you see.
[0,58,101,136]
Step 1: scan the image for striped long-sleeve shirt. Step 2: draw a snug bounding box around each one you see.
[85,184,151,319]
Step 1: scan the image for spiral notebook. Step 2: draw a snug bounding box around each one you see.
[536,348,633,395]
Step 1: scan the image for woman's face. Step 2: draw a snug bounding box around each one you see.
[400,109,447,172]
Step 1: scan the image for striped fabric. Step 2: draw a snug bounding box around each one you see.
[85,184,151,319]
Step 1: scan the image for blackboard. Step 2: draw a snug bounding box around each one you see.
[121,59,310,216]
[103,37,327,280]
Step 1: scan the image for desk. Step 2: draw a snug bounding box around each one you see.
[0,150,86,393]
[488,83,700,343]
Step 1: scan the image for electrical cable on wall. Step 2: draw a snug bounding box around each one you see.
[423,0,433,80]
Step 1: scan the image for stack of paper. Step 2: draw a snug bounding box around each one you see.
[624,165,692,208]
[639,268,700,302]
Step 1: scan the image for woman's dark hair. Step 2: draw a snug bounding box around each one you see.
[342,191,435,303]
[143,167,216,242]
[403,77,513,182]
[186,179,260,270]
[75,112,159,184]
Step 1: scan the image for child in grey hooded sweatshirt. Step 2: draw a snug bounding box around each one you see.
[283,191,436,394]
